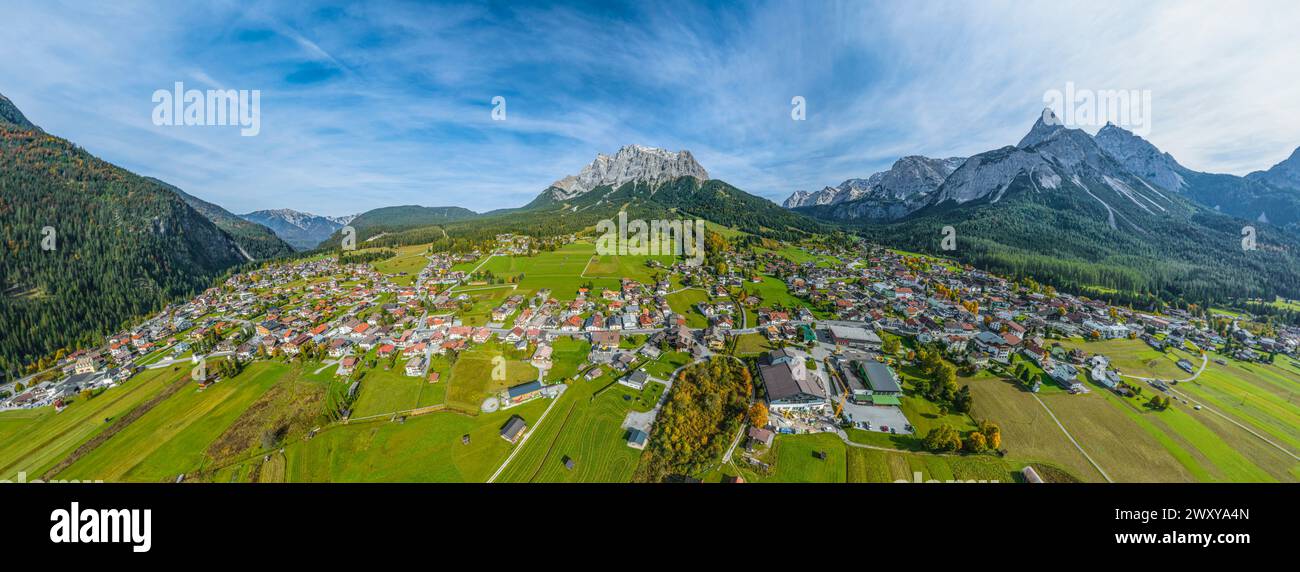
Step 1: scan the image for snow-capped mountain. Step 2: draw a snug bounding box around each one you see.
[547,145,709,200]
[784,156,964,220]
[240,209,354,251]
[328,213,358,226]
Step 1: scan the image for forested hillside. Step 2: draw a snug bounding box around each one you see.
[0,98,249,378]
[863,174,1300,308]
[150,178,294,260]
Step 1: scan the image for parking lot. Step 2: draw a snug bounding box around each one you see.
[840,401,913,434]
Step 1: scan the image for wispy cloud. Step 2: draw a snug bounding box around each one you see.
[0,0,1295,215]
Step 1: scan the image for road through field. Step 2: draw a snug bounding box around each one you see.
[1031,393,1113,482]
[486,385,567,483]
[1125,354,1298,462]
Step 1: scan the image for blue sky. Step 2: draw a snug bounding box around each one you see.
[2,0,1298,216]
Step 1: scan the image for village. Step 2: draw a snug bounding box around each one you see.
[4,232,1299,483]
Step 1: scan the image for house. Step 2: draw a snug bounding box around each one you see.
[974,331,1011,361]
[620,370,650,391]
[747,426,775,448]
[626,428,648,449]
[760,348,827,411]
[531,344,553,369]
[337,356,358,376]
[1049,363,1085,392]
[589,330,621,351]
[500,416,528,443]
[506,380,544,405]
[405,356,427,377]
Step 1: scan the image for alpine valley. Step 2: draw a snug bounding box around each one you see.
[2,92,1299,380]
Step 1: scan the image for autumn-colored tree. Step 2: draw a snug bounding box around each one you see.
[747,402,769,428]
[922,424,963,452]
[964,430,988,453]
[979,420,1002,449]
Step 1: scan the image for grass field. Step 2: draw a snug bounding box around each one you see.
[964,371,1104,482]
[370,243,431,286]
[846,446,1018,483]
[476,241,618,299]
[1054,337,1191,380]
[740,433,846,483]
[665,288,711,328]
[56,361,287,482]
[544,337,592,382]
[731,333,775,356]
[1175,352,1300,452]
[1042,337,1297,481]
[642,351,691,379]
[740,275,808,310]
[275,398,551,482]
[495,376,642,483]
[730,432,1018,483]
[444,343,539,412]
[351,359,428,418]
[583,251,676,283]
[0,366,184,480]
[446,286,516,326]
[896,365,979,436]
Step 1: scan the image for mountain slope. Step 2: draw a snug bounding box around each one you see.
[1094,124,1300,232]
[148,179,293,259]
[241,209,347,251]
[859,111,1300,304]
[1247,147,1300,190]
[0,93,37,130]
[0,94,250,376]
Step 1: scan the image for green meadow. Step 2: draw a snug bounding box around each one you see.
[0,366,184,480]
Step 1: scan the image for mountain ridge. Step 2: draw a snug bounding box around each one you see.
[240,208,355,251]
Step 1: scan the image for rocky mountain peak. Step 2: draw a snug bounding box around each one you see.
[782,155,965,218]
[1094,123,1187,191]
[1017,108,1065,148]
[548,145,709,200]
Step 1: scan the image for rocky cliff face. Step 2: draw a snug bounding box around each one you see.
[1094,123,1187,192]
[547,145,709,200]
